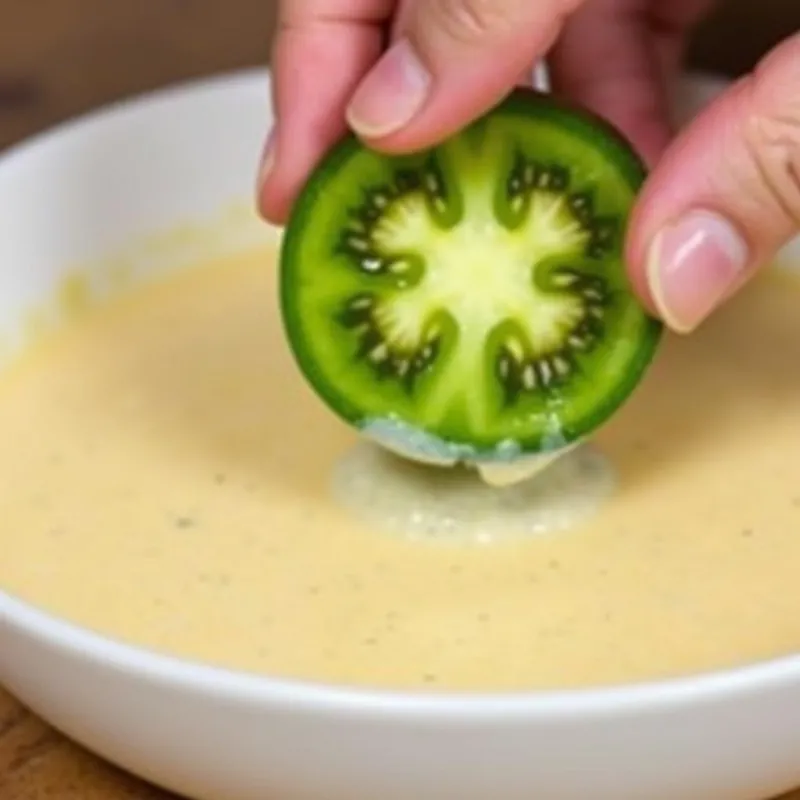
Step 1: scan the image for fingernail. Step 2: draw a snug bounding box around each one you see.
[646,210,749,334]
[346,38,431,138]
[256,129,276,194]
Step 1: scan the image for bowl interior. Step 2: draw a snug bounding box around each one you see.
[2,69,800,715]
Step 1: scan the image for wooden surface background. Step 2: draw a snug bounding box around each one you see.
[0,0,799,797]
[0,0,276,150]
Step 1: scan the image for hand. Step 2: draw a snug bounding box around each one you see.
[260,1,800,338]
[627,33,800,333]
[257,0,707,224]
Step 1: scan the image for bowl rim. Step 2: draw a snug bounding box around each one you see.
[3,67,800,720]
[7,589,800,718]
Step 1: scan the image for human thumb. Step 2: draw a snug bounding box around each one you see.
[345,0,583,151]
[627,34,800,334]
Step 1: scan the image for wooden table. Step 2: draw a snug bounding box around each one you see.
[0,687,178,799]
[3,0,800,797]
[0,0,276,151]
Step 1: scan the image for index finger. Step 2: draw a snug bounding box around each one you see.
[258,0,392,224]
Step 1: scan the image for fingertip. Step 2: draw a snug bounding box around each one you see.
[257,188,290,227]
[261,14,384,224]
[255,130,285,225]
[347,0,565,154]
[352,77,516,155]
[631,209,751,335]
[345,38,432,141]
[256,149,301,227]
[623,77,749,318]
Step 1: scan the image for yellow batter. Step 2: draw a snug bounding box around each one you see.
[2,247,800,692]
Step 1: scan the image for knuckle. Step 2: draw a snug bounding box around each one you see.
[743,72,800,228]
[428,0,515,46]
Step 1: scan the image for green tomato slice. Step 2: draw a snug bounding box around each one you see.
[279,89,662,464]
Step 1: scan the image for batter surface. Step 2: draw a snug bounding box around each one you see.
[2,248,800,691]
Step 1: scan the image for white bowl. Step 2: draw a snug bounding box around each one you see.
[1,70,800,800]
